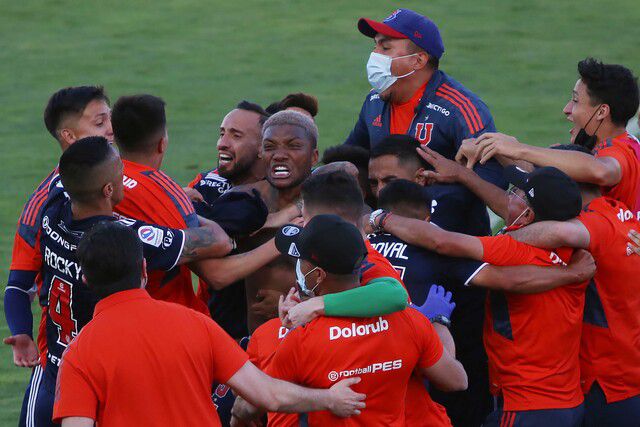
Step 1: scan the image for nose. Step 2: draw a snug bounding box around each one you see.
[272,148,290,162]
[217,134,231,151]
[562,100,572,118]
[105,120,114,140]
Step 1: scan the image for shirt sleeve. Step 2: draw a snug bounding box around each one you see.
[438,256,486,287]
[343,97,370,149]
[188,173,204,189]
[324,277,408,317]
[576,210,609,255]
[478,235,546,266]
[131,222,185,271]
[203,317,250,384]
[410,310,444,370]
[595,144,629,181]
[246,333,261,367]
[52,345,99,423]
[10,227,42,272]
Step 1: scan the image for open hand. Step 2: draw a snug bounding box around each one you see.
[251,289,283,320]
[410,285,456,320]
[3,334,39,367]
[278,288,301,328]
[285,296,324,328]
[474,132,523,164]
[417,146,468,184]
[327,377,366,418]
[183,187,205,203]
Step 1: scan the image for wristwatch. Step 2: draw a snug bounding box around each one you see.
[431,315,452,328]
[369,209,387,233]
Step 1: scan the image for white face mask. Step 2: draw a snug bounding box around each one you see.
[366,52,418,94]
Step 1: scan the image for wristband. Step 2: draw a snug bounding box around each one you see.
[431,314,452,328]
[369,209,387,233]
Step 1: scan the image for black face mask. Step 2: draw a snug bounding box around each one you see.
[574,105,603,150]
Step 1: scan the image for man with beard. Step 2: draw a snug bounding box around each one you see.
[187,101,269,340]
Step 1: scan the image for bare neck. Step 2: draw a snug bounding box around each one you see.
[71,201,113,221]
[120,150,163,171]
[231,160,266,187]
[596,122,627,144]
[392,69,433,104]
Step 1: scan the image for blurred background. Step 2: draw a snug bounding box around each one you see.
[1,0,639,423]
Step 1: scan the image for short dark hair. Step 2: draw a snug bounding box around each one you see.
[578,58,639,127]
[265,93,319,117]
[321,145,370,170]
[370,134,428,169]
[236,100,270,125]
[59,136,114,203]
[112,94,166,153]
[77,221,143,299]
[378,179,431,219]
[302,171,364,223]
[43,86,109,141]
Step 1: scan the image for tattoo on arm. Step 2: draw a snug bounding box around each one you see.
[179,226,231,263]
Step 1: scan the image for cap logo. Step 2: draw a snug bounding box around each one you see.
[414,31,422,38]
[288,243,300,257]
[383,9,401,22]
[528,188,535,198]
[282,225,300,237]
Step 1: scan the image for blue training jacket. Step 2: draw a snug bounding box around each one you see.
[345,69,506,236]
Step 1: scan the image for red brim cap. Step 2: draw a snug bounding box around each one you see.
[358,17,408,39]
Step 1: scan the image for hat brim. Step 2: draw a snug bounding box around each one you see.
[504,165,530,191]
[358,18,407,39]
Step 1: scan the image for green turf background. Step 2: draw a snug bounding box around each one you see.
[1,0,639,423]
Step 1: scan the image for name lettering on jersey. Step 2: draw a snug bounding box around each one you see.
[138,225,164,247]
[327,359,403,382]
[329,317,389,340]
[47,352,62,367]
[617,208,636,222]
[425,102,450,116]
[115,215,137,227]
[369,93,380,102]
[122,175,138,189]
[42,216,76,251]
[371,241,409,260]
[278,326,291,339]
[44,247,82,281]
[548,251,566,266]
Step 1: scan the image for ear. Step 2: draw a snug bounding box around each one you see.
[158,136,167,154]
[81,274,89,286]
[316,267,327,283]
[596,104,610,121]
[141,258,148,288]
[102,182,114,199]
[312,148,319,165]
[414,52,430,71]
[415,167,426,186]
[59,128,76,146]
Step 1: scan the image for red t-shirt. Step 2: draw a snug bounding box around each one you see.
[478,235,585,411]
[362,241,404,287]
[593,132,640,216]
[53,289,248,426]
[246,318,298,427]
[115,159,207,314]
[390,83,427,135]
[267,309,443,426]
[577,197,640,402]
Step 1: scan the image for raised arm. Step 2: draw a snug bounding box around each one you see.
[188,239,279,290]
[507,219,590,249]
[417,146,509,220]
[227,361,365,416]
[373,213,484,260]
[470,249,595,293]
[474,132,621,187]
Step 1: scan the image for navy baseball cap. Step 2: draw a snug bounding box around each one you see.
[505,166,582,222]
[274,214,367,275]
[358,8,445,59]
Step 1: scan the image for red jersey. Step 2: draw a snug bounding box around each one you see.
[593,132,640,216]
[53,289,248,426]
[390,83,428,135]
[10,167,59,366]
[478,235,585,411]
[267,309,443,426]
[247,318,297,427]
[577,197,640,402]
[115,159,207,314]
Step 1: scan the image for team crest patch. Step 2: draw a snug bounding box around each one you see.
[138,225,164,247]
[384,9,401,22]
[282,225,300,237]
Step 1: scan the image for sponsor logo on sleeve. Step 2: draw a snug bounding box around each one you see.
[138,225,164,247]
[163,230,174,248]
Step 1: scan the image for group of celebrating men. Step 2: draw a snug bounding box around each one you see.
[4,7,640,427]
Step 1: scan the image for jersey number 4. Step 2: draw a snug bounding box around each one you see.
[49,276,78,347]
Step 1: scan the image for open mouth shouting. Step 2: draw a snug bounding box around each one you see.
[218,152,234,167]
[271,164,292,179]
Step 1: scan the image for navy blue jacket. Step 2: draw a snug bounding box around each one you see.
[346,69,507,236]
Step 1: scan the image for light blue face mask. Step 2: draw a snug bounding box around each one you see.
[366,52,418,94]
[295,259,320,298]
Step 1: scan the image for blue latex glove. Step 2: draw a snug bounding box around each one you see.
[411,285,456,320]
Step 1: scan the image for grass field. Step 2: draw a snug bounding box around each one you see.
[1,0,639,423]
